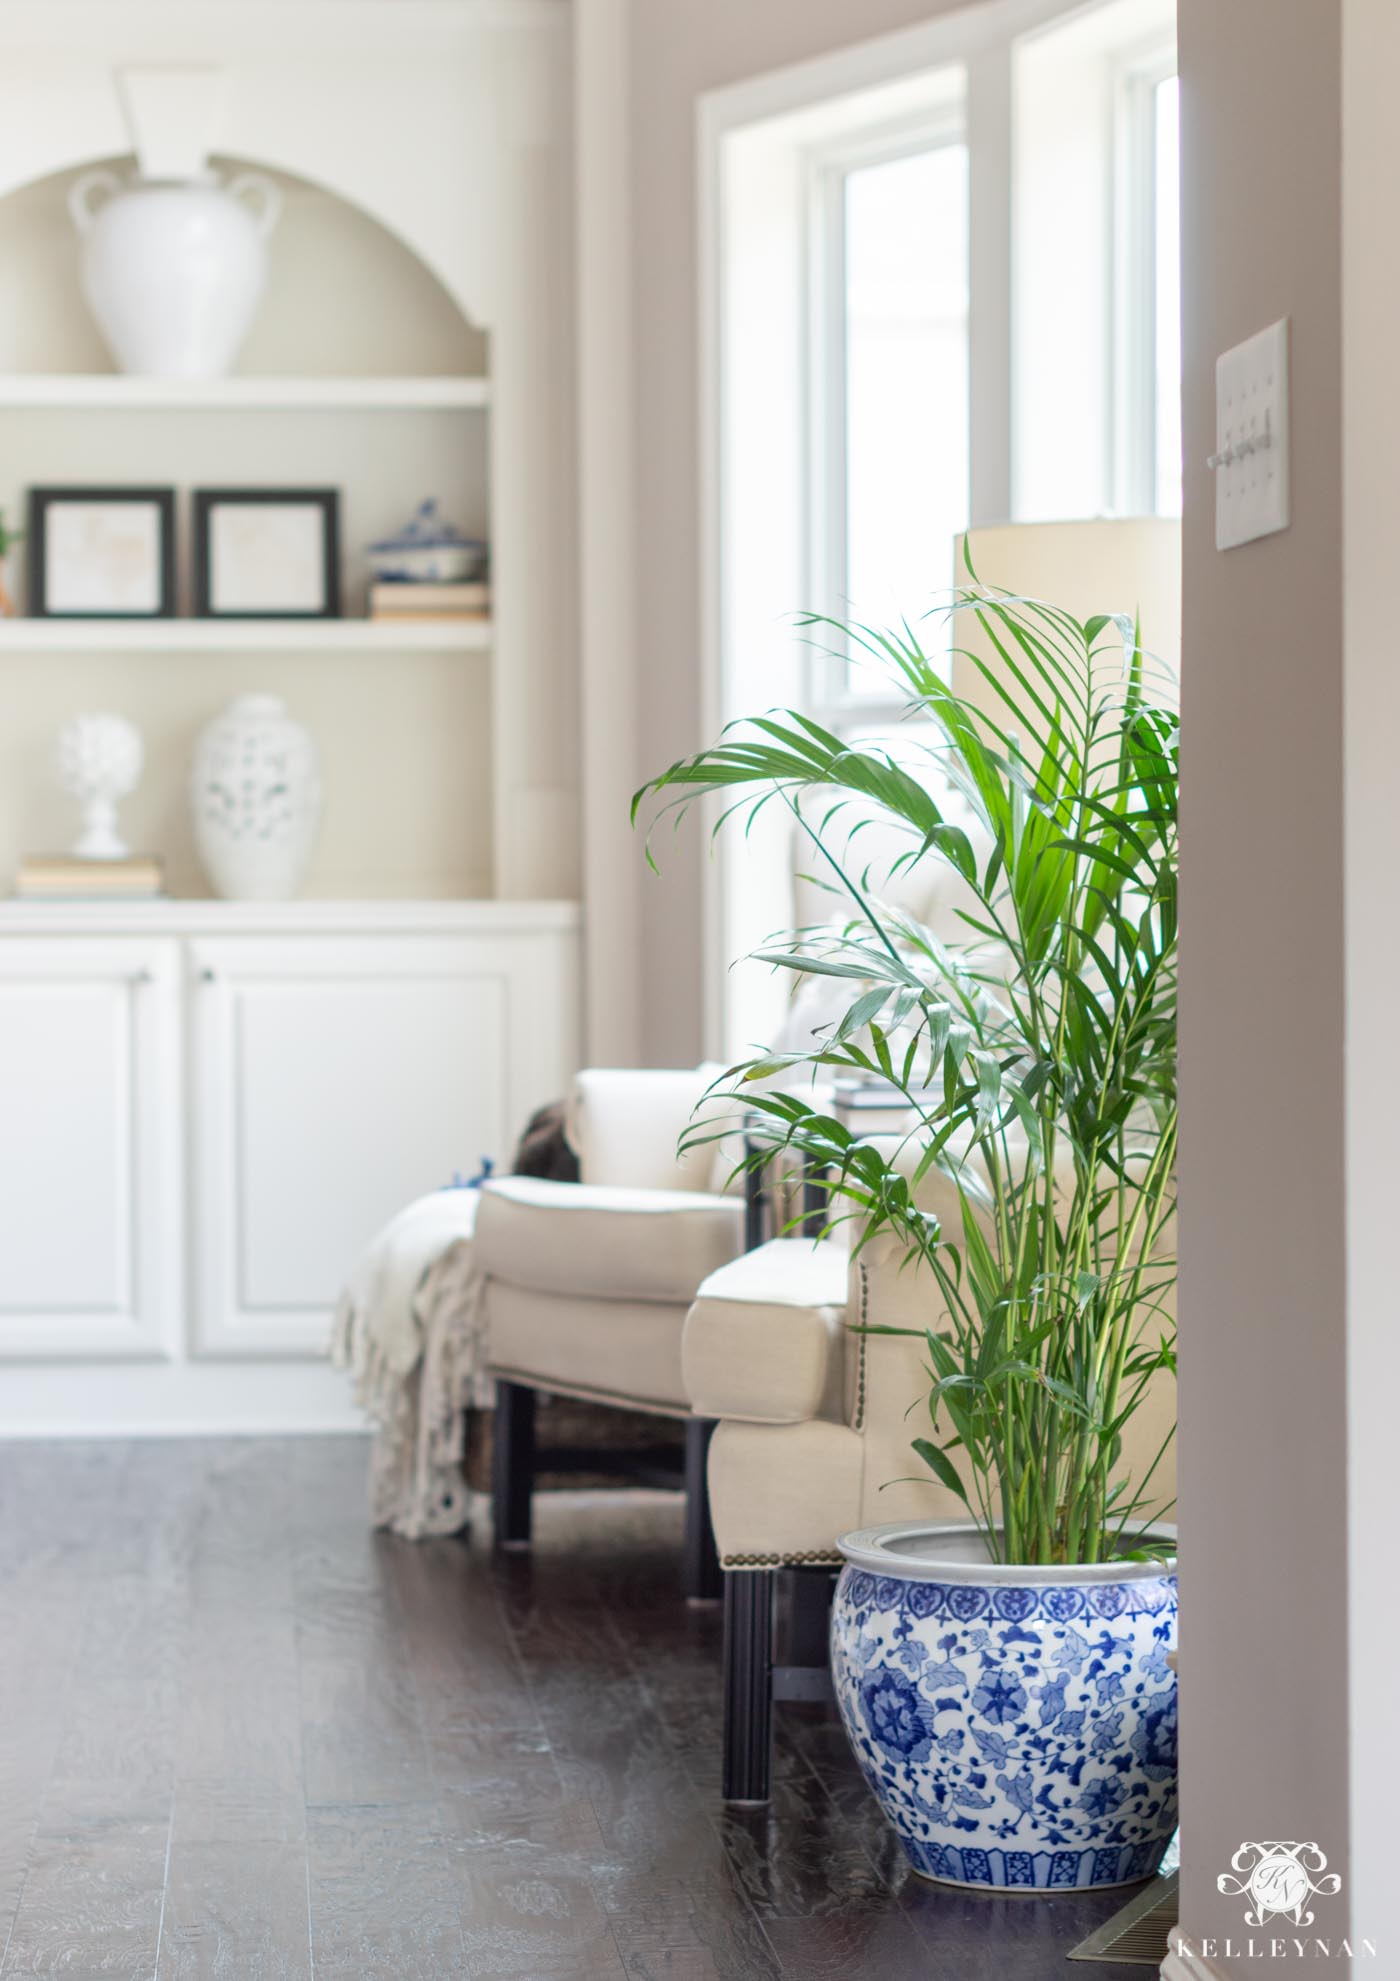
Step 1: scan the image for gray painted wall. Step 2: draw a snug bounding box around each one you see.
[1176,1,1351,1966]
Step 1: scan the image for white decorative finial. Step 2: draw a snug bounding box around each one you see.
[56,714,143,860]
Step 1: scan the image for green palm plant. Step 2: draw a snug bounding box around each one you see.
[634,563,1178,1567]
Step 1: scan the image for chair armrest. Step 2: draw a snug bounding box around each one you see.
[475,1176,744,1304]
[682,1237,849,1425]
[565,1066,725,1192]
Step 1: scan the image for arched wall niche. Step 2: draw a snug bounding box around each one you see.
[0,0,578,905]
[0,157,489,377]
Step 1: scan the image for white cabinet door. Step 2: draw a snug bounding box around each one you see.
[0,937,181,1360]
[189,932,573,1356]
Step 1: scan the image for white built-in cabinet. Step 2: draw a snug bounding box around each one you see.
[0,935,181,1361]
[0,903,579,1433]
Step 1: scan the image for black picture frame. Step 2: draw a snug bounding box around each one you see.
[193,488,341,620]
[28,486,177,619]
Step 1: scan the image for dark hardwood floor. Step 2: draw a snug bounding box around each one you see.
[0,1436,1140,1978]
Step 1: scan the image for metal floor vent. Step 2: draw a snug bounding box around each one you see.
[1068,1871,1179,1966]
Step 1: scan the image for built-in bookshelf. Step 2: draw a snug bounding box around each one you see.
[0,158,506,902]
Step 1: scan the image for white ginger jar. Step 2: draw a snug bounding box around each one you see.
[68,168,281,379]
[192,695,322,901]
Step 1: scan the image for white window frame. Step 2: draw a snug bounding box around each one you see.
[1112,36,1179,515]
[804,104,969,721]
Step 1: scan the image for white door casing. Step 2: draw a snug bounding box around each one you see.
[0,936,180,1359]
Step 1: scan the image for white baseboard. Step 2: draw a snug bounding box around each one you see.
[0,1360,367,1437]
[1162,1939,1229,1981]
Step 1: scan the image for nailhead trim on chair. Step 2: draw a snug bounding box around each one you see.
[852,1259,869,1432]
[721,1550,843,1568]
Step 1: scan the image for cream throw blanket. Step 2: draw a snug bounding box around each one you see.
[330,1189,491,1539]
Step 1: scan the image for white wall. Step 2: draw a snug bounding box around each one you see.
[1342,0,1400,1956]
[1174,1,1353,1971]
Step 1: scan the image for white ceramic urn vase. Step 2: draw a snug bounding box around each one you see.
[69,168,282,379]
[192,695,322,901]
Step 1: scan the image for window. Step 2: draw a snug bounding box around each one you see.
[1015,0,1177,523]
[1112,46,1180,516]
[817,134,970,702]
[702,1,1180,1055]
[1152,73,1182,516]
[807,121,970,711]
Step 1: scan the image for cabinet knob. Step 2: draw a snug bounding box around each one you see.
[133,968,153,985]
[199,967,218,985]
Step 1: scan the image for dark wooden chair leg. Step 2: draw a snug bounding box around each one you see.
[722,1568,775,1803]
[682,1417,721,1602]
[491,1379,536,1549]
[787,1565,837,1669]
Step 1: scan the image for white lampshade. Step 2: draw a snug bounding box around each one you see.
[951,517,1181,729]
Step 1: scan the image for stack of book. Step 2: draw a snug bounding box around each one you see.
[16,854,164,900]
[369,581,490,623]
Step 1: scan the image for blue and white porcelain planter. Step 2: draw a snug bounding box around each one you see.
[832,1521,1177,1893]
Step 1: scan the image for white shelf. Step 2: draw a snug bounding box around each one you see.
[0,899,581,936]
[0,618,492,653]
[0,374,490,410]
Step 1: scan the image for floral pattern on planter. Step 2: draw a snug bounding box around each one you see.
[830,1564,1178,1891]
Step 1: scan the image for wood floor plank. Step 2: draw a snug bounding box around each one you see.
[0,1435,1139,1981]
[714,1768,896,1923]
[442,1795,627,1978]
[601,1870,787,1981]
[36,1676,178,1835]
[763,1911,941,1980]
[898,1871,1136,1971]
[173,1567,305,1846]
[305,1802,465,1980]
[293,1539,438,1808]
[386,1540,541,1738]
[0,1441,131,1574]
[155,1842,311,1980]
[428,1721,566,1830]
[0,1819,167,1980]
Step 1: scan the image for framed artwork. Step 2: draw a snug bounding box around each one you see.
[194,488,341,620]
[28,487,176,618]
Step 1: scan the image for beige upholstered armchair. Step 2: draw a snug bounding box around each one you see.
[474,1065,745,1598]
[685,1211,1177,1802]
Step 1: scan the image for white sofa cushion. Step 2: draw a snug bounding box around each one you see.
[487,1282,690,1413]
[683,1238,849,1425]
[475,1176,744,1305]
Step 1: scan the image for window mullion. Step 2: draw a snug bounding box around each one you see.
[1112,50,1175,515]
[802,156,847,711]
